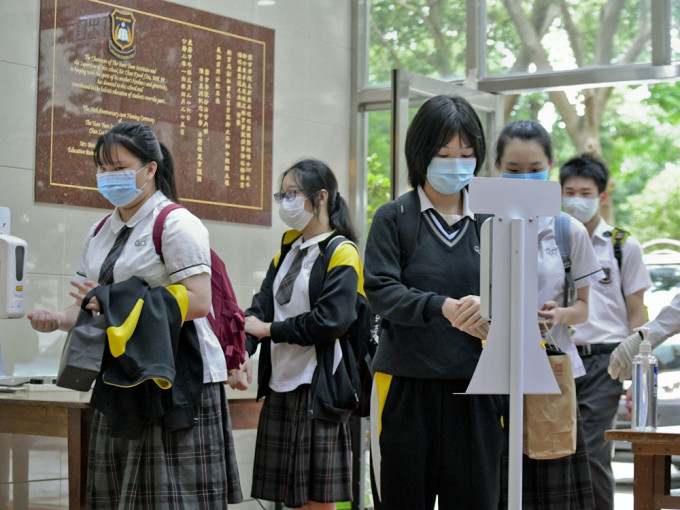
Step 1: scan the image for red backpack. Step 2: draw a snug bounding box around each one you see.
[94,204,246,370]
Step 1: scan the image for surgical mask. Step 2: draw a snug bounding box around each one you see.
[426,158,476,195]
[563,196,600,223]
[501,169,550,181]
[96,164,149,207]
[278,195,314,231]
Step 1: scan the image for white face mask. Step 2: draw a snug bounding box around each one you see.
[562,196,600,223]
[278,195,314,231]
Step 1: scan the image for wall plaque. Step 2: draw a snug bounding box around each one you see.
[36,0,274,225]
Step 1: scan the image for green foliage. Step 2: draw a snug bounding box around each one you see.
[620,165,680,242]
[367,153,391,228]
[366,110,392,228]
[369,0,468,84]
[366,0,679,243]
[603,83,680,236]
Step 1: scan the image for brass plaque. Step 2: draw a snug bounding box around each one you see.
[36,0,274,225]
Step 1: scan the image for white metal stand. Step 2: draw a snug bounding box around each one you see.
[466,177,562,510]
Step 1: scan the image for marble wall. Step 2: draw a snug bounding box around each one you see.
[0,0,352,380]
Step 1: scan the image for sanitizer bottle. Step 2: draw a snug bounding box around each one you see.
[631,327,657,431]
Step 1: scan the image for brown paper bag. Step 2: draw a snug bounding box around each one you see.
[523,346,577,460]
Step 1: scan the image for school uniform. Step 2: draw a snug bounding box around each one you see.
[245,230,362,508]
[502,214,602,510]
[571,218,651,510]
[75,190,242,509]
[364,188,505,510]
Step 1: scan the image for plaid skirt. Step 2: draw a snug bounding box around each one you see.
[86,382,242,509]
[500,407,595,510]
[251,384,352,508]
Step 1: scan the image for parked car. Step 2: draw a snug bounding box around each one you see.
[614,239,680,457]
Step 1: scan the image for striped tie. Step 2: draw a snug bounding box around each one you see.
[275,247,307,305]
[98,226,133,285]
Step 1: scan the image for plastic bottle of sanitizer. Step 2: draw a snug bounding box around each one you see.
[631,327,657,431]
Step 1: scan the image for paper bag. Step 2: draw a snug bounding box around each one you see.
[56,310,107,391]
[523,347,577,460]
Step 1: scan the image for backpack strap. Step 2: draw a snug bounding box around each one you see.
[395,189,420,268]
[555,212,576,307]
[93,214,112,237]
[153,203,185,263]
[323,235,355,271]
[610,227,629,273]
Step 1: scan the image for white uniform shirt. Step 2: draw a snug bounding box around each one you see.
[417,186,474,225]
[269,231,342,393]
[75,190,229,383]
[537,215,602,377]
[570,218,652,346]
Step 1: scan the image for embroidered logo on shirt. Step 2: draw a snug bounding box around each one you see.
[599,266,612,284]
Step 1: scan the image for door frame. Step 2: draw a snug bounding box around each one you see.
[390,69,503,198]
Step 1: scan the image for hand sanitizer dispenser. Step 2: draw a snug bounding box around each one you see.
[0,207,27,319]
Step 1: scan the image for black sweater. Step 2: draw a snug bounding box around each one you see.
[364,198,486,380]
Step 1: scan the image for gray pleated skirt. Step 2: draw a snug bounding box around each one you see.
[251,384,352,508]
[86,382,242,509]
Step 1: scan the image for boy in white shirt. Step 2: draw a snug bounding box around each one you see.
[560,153,652,510]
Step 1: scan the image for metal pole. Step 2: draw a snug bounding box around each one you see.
[508,218,525,510]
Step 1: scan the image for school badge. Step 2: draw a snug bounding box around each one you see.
[108,8,137,60]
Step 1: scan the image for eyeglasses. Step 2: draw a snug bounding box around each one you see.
[273,189,306,203]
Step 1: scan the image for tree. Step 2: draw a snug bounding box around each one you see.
[366,0,680,239]
[370,0,652,154]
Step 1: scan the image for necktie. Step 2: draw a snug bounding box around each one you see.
[275,247,308,305]
[98,226,133,285]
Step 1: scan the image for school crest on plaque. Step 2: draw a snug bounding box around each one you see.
[109,8,136,59]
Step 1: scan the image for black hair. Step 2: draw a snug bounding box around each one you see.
[559,153,610,194]
[404,95,486,189]
[281,159,357,243]
[494,119,553,167]
[93,122,179,203]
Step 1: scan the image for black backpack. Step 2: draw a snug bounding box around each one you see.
[322,235,376,418]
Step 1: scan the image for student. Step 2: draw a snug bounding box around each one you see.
[560,153,651,509]
[496,120,602,509]
[609,292,680,381]
[244,159,362,510]
[363,95,503,509]
[27,122,242,508]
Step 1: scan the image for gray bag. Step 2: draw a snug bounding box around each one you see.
[56,308,107,391]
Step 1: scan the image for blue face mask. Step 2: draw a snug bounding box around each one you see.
[426,158,477,195]
[501,169,550,181]
[96,164,149,207]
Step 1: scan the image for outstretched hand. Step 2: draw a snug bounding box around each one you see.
[443,295,489,339]
[27,310,64,333]
[245,315,271,339]
[69,280,100,312]
[537,301,563,330]
[227,352,253,391]
[608,331,643,382]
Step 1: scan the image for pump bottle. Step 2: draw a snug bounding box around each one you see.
[631,327,657,431]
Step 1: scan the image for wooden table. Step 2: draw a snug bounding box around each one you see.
[0,390,93,510]
[0,390,262,509]
[605,426,680,510]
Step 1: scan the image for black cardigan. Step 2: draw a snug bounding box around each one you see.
[245,230,362,422]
